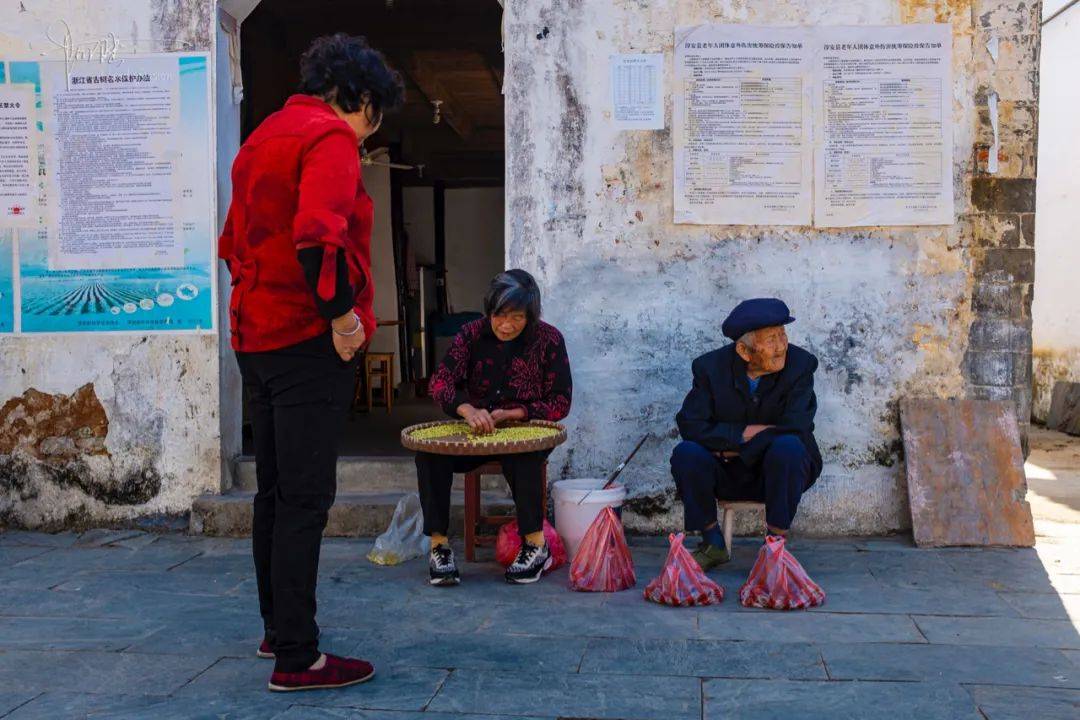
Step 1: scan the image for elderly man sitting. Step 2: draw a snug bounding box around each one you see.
[671,298,822,569]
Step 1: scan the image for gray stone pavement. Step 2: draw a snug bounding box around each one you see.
[0,526,1078,720]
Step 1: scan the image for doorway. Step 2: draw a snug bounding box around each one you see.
[238,0,506,457]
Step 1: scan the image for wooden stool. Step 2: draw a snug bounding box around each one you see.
[463,460,548,562]
[363,352,394,412]
[719,500,766,559]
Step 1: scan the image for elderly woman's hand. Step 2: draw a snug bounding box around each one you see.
[331,312,366,362]
[458,404,496,434]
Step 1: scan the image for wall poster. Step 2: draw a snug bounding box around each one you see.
[673,24,953,228]
[0,53,214,334]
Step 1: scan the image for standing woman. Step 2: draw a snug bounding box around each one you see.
[419,270,573,586]
[219,34,404,693]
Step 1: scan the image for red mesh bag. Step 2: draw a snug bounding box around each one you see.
[495,519,567,571]
[568,507,636,592]
[643,533,725,606]
[739,535,825,610]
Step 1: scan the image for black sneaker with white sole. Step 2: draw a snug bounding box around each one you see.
[429,544,460,586]
[504,542,552,584]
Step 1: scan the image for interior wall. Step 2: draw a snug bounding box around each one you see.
[1032,2,1080,422]
[445,187,506,314]
[364,161,402,387]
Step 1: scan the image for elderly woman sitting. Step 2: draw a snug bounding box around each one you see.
[417,269,572,586]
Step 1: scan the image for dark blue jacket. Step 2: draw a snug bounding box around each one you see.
[675,343,823,483]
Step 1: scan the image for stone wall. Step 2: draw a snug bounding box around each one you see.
[0,0,222,529]
[503,0,1041,534]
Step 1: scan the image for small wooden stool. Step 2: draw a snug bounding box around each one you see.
[463,460,548,562]
[719,500,766,559]
[363,352,394,412]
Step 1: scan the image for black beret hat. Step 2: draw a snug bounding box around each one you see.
[721,298,795,341]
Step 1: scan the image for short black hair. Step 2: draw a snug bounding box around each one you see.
[298,33,405,123]
[484,269,542,324]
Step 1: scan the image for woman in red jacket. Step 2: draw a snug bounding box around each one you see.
[219,33,403,693]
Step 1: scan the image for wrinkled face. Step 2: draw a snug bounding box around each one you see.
[491,309,528,342]
[737,325,789,376]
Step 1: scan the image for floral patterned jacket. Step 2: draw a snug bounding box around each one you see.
[428,319,572,422]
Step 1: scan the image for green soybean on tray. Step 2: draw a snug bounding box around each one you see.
[400,420,567,456]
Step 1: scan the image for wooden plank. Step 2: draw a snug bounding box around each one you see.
[1047,381,1080,436]
[899,398,1034,547]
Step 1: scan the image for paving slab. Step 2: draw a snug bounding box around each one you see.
[3,692,162,720]
[0,693,38,717]
[482,600,700,640]
[579,637,826,679]
[0,649,218,696]
[0,545,54,567]
[0,531,79,548]
[967,684,1080,720]
[805,583,1019,616]
[913,615,1080,649]
[699,609,925,644]
[0,616,162,651]
[351,630,588,673]
[821,643,1080,687]
[702,679,981,720]
[899,398,1034,547]
[123,617,267,658]
[997,591,1080,620]
[176,658,448,712]
[428,669,701,720]
[275,708,546,720]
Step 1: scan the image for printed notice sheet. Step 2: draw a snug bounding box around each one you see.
[42,56,183,270]
[611,54,664,129]
[0,85,36,228]
[813,24,953,226]
[674,25,813,225]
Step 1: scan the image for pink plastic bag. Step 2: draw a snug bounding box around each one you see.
[643,533,725,606]
[495,519,567,571]
[568,507,636,592]
[739,535,825,610]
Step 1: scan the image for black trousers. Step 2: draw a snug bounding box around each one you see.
[415,450,550,538]
[670,436,813,532]
[236,332,355,673]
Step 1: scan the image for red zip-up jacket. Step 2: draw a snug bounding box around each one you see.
[219,94,375,352]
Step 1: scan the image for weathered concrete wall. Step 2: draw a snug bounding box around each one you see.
[1032,1,1080,423]
[504,0,1040,534]
[0,0,221,529]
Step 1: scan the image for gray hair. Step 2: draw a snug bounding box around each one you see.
[483,269,542,323]
[736,330,756,349]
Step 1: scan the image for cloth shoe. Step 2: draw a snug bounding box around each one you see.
[268,653,374,692]
[429,544,460,586]
[505,541,552,584]
[691,542,731,571]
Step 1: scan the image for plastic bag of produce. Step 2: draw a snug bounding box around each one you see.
[643,533,724,606]
[568,507,636,592]
[367,493,427,566]
[738,535,825,610]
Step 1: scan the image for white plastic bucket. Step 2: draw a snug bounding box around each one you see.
[552,479,628,560]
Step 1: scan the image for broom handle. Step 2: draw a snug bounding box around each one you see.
[576,434,649,506]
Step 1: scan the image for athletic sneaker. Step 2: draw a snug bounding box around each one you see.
[268,654,374,692]
[505,541,552,584]
[429,544,460,586]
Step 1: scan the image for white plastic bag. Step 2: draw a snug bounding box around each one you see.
[367,493,428,566]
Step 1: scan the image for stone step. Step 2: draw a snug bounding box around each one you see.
[190,490,515,538]
[232,456,507,494]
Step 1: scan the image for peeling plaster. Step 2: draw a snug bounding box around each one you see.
[506,0,1039,534]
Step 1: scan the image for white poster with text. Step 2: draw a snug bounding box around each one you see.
[42,56,183,270]
[674,25,813,226]
[813,24,954,227]
[0,85,36,228]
